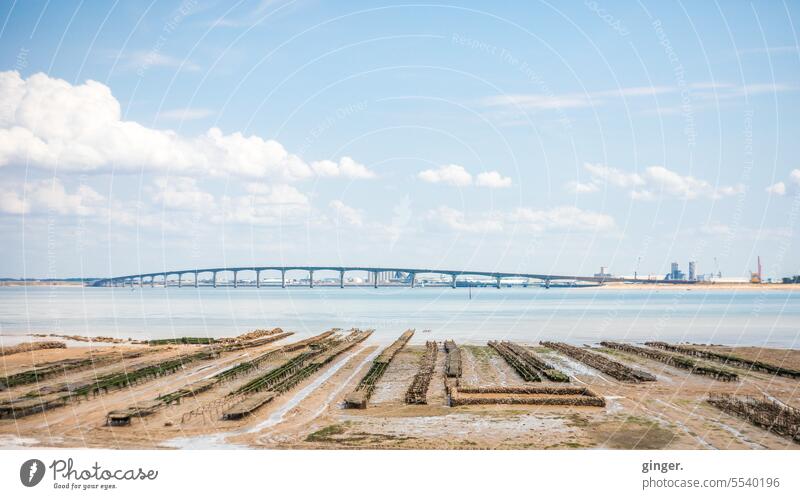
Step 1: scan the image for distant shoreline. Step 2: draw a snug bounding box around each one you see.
[1,280,798,291]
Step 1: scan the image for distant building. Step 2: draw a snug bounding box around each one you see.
[594,266,613,278]
[668,262,685,280]
[688,261,696,281]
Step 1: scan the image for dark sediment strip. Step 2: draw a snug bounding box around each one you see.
[541,341,656,383]
[2,335,290,420]
[489,341,570,382]
[405,341,438,405]
[345,330,414,409]
[448,383,605,407]
[0,341,66,357]
[0,349,150,389]
[601,341,738,382]
[646,342,800,379]
[708,394,800,443]
[222,329,373,420]
[444,340,462,378]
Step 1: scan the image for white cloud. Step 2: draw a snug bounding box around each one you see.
[480,86,675,111]
[475,171,512,188]
[418,164,511,188]
[0,71,370,183]
[428,206,503,233]
[480,94,592,110]
[791,169,800,186]
[329,200,363,227]
[311,156,376,179]
[565,180,599,194]
[122,51,201,72]
[0,179,103,215]
[215,184,309,225]
[574,162,743,200]
[428,205,614,234]
[151,177,214,210]
[0,190,28,214]
[157,108,213,120]
[765,182,786,196]
[583,162,644,188]
[642,165,743,199]
[418,164,473,187]
[510,206,615,232]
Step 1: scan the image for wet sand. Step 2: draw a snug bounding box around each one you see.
[1,333,799,450]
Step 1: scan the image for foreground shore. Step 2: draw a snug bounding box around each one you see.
[1,331,799,450]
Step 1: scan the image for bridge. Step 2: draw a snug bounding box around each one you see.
[90,266,680,289]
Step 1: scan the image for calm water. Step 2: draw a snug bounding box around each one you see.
[0,286,798,347]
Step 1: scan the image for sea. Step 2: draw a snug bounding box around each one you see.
[0,286,798,348]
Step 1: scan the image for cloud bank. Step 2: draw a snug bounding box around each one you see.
[0,71,375,181]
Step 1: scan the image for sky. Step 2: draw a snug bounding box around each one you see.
[0,0,799,280]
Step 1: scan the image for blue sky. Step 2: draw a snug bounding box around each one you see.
[0,0,798,279]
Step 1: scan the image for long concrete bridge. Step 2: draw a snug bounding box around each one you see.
[91,266,678,289]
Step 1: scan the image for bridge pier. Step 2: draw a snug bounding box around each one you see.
[281,270,286,288]
[233,270,238,288]
[150,276,154,288]
[339,270,345,288]
[309,270,314,288]
[256,270,261,288]
[495,276,501,289]
[409,272,416,288]
[451,274,457,289]
[178,273,182,288]
[373,271,378,288]
[194,271,198,288]
[212,271,217,288]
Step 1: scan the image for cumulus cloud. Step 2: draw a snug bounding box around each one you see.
[311,157,376,179]
[565,180,600,194]
[510,206,615,232]
[428,205,614,233]
[0,71,373,181]
[418,164,473,187]
[475,171,512,188]
[418,164,511,188]
[428,206,503,233]
[0,179,103,215]
[151,177,214,210]
[583,162,645,188]
[765,182,786,196]
[571,162,743,200]
[765,169,800,196]
[640,166,744,199]
[329,200,364,227]
[215,184,310,225]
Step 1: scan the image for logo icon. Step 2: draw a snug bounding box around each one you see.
[20,459,45,487]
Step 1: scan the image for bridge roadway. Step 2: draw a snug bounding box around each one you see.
[91,266,681,289]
